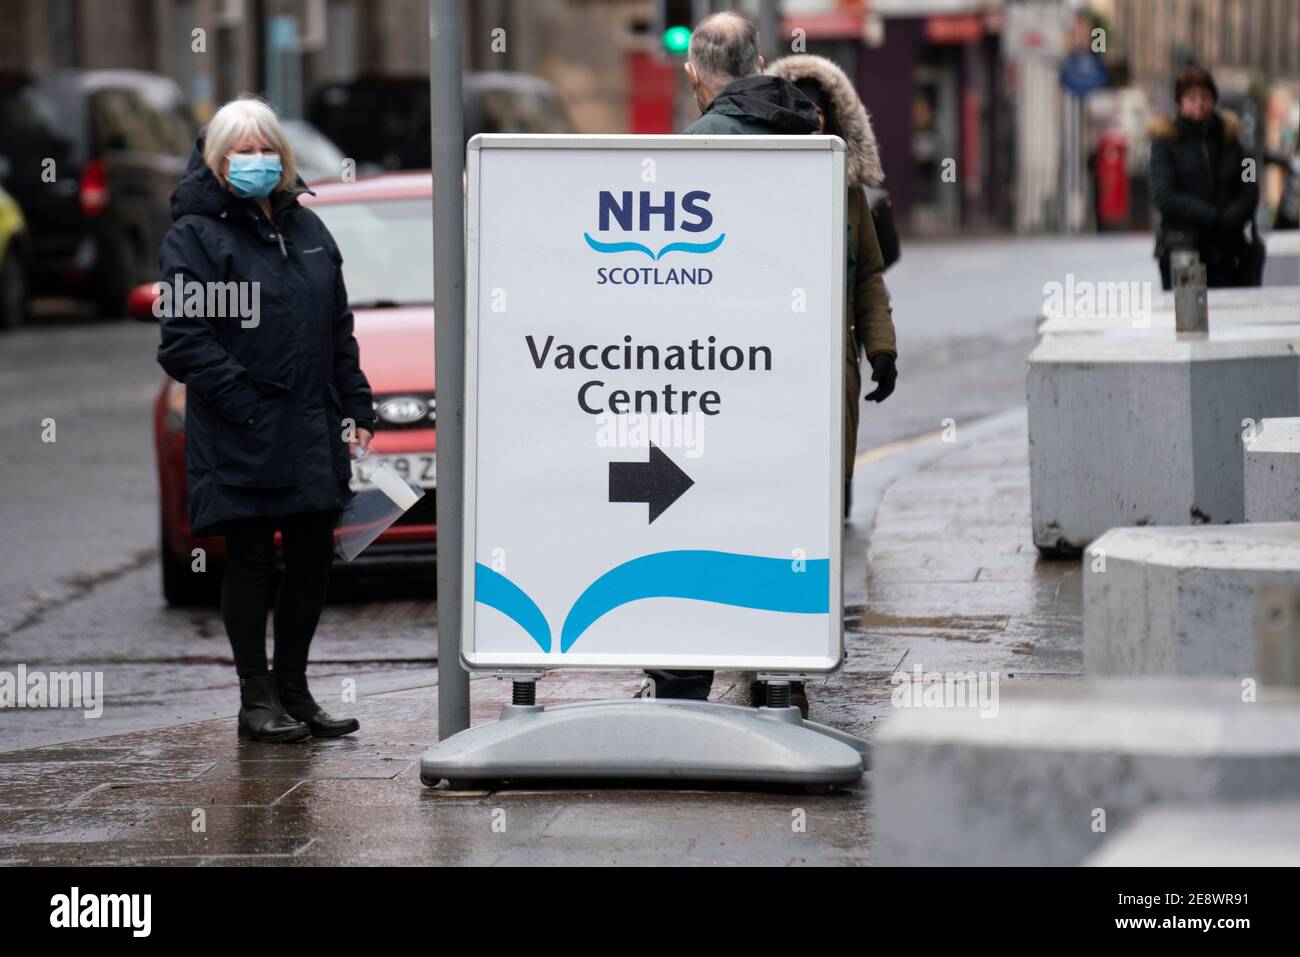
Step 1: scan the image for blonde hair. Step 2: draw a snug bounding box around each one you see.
[203,95,297,192]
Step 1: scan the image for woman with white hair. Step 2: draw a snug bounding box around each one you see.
[156,96,376,742]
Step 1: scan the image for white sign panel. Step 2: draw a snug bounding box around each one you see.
[463,135,845,672]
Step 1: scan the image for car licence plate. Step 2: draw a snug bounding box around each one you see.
[350,452,437,492]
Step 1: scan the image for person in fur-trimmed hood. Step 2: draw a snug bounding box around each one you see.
[1148,64,1259,289]
[766,54,898,501]
[650,11,824,709]
[649,22,899,715]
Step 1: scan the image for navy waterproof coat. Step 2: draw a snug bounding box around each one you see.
[157,137,377,537]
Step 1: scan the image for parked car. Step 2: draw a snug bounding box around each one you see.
[282,119,347,184]
[462,71,574,142]
[133,172,437,605]
[0,184,30,330]
[0,69,194,316]
[307,71,572,173]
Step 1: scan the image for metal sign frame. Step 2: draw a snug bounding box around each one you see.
[461,133,846,673]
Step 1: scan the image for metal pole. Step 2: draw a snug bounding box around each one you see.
[430,0,470,740]
[757,0,778,62]
[1171,250,1208,333]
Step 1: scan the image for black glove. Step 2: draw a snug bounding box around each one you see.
[865,353,896,403]
[1214,205,1250,235]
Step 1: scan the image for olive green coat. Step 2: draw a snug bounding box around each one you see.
[843,184,895,482]
[766,55,897,484]
[686,64,897,483]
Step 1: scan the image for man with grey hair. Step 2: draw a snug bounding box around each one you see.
[642,12,819,709]
[682,11,819,135]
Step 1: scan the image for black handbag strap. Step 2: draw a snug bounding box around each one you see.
[862,185,900,271]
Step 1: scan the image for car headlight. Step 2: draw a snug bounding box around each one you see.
[374,394,436,428]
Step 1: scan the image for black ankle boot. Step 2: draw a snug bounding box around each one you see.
[238,672,311,742]
[275,671,360,737]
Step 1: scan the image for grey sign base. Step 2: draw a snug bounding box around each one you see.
[419,699,868,789]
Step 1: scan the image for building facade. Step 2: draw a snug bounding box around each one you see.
[0,0,648,130]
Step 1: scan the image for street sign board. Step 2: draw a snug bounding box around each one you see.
[1060,49,1108,97]
[462,134,845,672]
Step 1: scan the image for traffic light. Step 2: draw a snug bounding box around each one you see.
[660,0,693,55]
[663,24,691,54]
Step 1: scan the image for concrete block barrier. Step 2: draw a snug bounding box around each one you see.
[1036,286,1298,336]
[1085,800,1300,866]
[1083,524,1300,679]
[1027,328,1300,554]
[872,679,1300,866]
[1152,284,1298,314]
[1245,418,1300,522]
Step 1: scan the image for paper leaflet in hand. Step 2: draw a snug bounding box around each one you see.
[335,447,427,561]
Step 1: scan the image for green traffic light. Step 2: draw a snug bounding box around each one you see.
[663,24,691,54]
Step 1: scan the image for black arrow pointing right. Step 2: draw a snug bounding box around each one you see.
[609,442,695,523]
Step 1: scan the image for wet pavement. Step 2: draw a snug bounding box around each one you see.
[10,237,1173,756]
[0,549,436,749]
[856,410,1083,681]
[0,408,1084,865]
[0,256,1040,754]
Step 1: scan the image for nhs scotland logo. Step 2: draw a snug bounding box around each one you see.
[584,190,721,286]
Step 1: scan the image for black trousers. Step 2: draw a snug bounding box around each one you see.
[221,510,338,677]
[644,669,714,699]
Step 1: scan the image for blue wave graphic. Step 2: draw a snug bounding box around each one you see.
[653,234,726,258]
[582,234,655,258]
[583,232,726,260]
[475,563,551,652]
[560,550,828,653]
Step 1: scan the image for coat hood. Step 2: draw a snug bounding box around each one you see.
[171,132,313,222]
[1147,108,1241,145]
[766,55,884,187]
[702,75,820,134]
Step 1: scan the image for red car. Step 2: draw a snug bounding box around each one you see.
[137,172,436,604]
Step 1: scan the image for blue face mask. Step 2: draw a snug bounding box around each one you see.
[226,153,283,199]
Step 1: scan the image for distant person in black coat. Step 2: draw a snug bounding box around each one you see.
[1148,65,1259,288]
[157,96,376,742]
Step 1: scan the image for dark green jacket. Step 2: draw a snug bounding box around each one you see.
[683,75,819,136]
[684,73,893,357]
